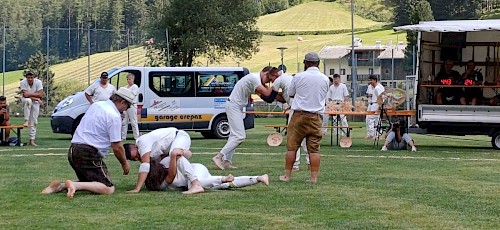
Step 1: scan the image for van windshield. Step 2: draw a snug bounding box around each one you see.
[107,68,120,77]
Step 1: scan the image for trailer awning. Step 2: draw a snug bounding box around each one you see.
[393,20,500,32]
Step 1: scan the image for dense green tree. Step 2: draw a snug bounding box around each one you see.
[395,0,434,74]
[146,0,262,67]
[429,0,482,20]
[260,0,289,14]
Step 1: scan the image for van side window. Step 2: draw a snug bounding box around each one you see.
[196,71,240,97]
[109,70,142,88]
[149,72,194,97]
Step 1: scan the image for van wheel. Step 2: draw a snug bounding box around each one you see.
[211,116,230,139]
[201,131,215,139]
[491,131,500,150]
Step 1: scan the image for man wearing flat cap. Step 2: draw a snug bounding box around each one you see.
[280,52,329,183]
[41,88,134,198]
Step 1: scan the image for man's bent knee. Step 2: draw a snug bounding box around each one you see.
[103,186,115,195]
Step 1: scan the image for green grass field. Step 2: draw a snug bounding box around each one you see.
[0,117,498,229]
[256,1,384,32]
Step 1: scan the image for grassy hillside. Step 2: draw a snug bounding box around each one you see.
[257,1,384,32]
[0,2,403,104]
[210,29,403,73]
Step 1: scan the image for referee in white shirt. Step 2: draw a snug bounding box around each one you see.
[279,52,329,183]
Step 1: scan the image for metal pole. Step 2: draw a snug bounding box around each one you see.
[2,24,5,96]
[46,27,50,111]
[350,0,358,106]
[87,2,91,86]
[127,29,130,66]
[87,22,91,86]
[296,38,299,73]
[391,49,394,88]
[165,28,170,67]
[412,45,416,75]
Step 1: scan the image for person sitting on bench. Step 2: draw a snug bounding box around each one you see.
[0,96,11,142]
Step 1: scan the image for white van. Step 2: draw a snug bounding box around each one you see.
[51,66,255,138]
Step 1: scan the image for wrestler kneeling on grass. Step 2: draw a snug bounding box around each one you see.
[144,149,269,194]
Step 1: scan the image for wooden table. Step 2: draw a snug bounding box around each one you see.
[0,125,31,146]
[325,110,415,145]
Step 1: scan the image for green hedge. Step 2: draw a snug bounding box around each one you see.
[261,24,391,36]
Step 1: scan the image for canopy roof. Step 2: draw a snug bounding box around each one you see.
[393,20,500,32]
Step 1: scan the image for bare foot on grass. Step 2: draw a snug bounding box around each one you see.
[222,161,237,169]
[212,154,225,170]
[258,174,269,186]
[41,181,63,194]
[278,175,290,182]
[65,180,76,198]
[306,178,317,184]
[223,174,234,183]
[182,184,204,195]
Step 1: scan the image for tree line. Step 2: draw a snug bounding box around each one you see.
[0,0,498,71]
[0,0,305,71]
[0,0,151,71]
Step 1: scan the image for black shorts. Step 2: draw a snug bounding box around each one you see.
[67,143,113,187]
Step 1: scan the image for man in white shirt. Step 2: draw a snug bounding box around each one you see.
[323,74,350,136]
[123,127,195,193]
[121,73,140,141]
[279,52,329,183]
[145,150,269,194]
[41,88,134,198]
[84,72,117,104]
[365,75,385,139]
[271,72,309,172]
[20,71,44,146]
[212,66,280,170]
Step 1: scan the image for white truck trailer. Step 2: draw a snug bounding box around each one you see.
[394,20,500,149]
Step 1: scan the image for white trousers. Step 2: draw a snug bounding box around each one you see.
[21,97,40,140]
[220,101,246,162]
[121,105,140,140]
[366,103,380,137]
[288,110,309,168]
[163,157,259,190]
[322,114,349,136]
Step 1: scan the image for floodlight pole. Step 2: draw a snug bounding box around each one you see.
[276,46,288,69]
[2,24,5,96]
[350,0,358,107]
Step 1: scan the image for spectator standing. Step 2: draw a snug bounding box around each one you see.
[323,74,350,136]
[279,52,329,183]
[85,72,116,104]
[365,75,385,139]
[121,73,140,140]
[20,71,44,146]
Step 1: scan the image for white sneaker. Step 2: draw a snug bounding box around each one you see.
[381,146,388,151]
[411,146,417,152]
